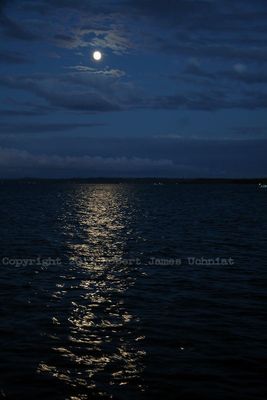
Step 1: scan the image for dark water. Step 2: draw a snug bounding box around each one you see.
[0,183,266,400]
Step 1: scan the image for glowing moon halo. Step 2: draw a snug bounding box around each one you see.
[92,50,102,61]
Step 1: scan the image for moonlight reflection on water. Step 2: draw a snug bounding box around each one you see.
[37,185,146,398]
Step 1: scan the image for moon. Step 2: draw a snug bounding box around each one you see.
[93,51,102,61]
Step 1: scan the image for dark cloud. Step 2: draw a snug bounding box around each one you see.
[20,0,114,14]
[146,90,267,111]
[0,2,39,41]
[0,146,175,178]
[0,122,105,134]
[0,68,142,112]
[45,93,120,112]
[126,0,267,63]
[0,49,30,63]
[0,109,46,116]
[159,41,267,62]
[2,0,267,62]
[224,69,267,84]
[0,98,53,116]
[0,73,125,112]
[176,62,267,89]
[183,61,214,79]
[233,126,267,138]
[1,137,267,178]
[1,70,267,112]
[115,0,267,61]
[129,0,214,20]
[129,0,267,31]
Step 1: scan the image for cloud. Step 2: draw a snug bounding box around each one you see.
[0,73,125,113]
[125,0,267,63]
[0,70,143,113]
[53,33,80,48]
[181,59,215,79]
[0,122,105,134]
[67,66,126,78]
[1,137,267,178]
[15,1,133,53]
[44,92,120,112]
[0,146,175,177]
[0,49,30,64]
[159,41,267,62]
[1,0,267,63]
[233,126,267,138]
[90,30,133,54]
[147,90,267,111]
[0,109,47,116]
[180,62,267,86]
[225,69,267,84]
[1,70,267,112]
[0,1,39,41]
[233,63,247,74]
[0,98,53,116]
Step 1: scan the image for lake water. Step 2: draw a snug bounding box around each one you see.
[0,183,266,399]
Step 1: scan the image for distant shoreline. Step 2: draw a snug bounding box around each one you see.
[1,178,267,184]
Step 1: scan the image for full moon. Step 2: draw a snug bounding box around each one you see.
[93,51,102,61]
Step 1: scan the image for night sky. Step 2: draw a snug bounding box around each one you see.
[0,0,267,178]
